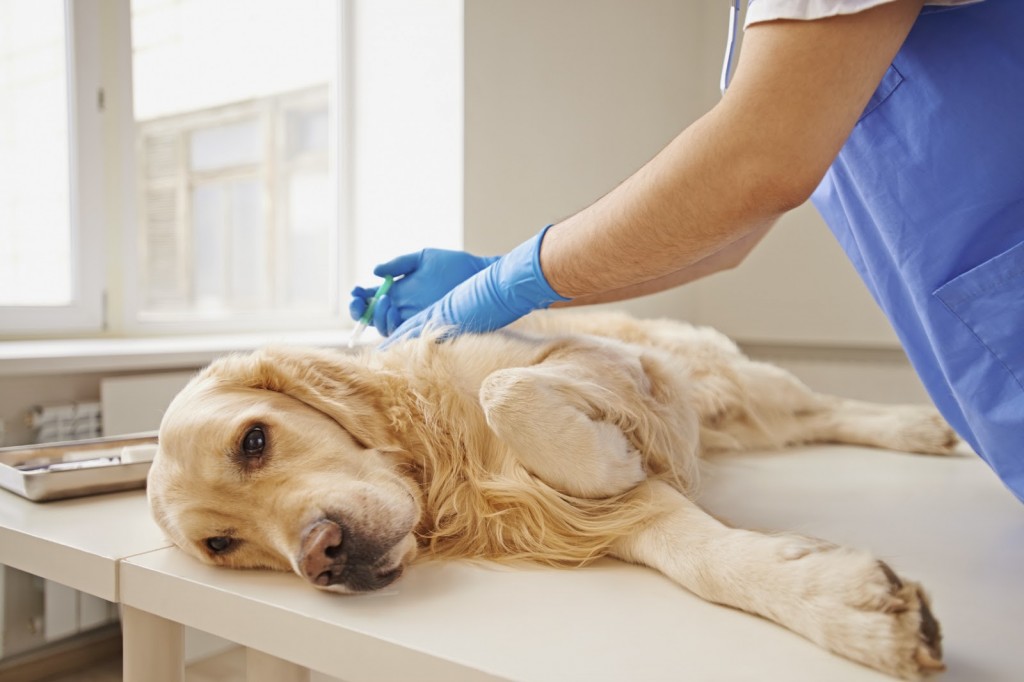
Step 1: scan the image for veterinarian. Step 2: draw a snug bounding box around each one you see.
[350,0,1024,502]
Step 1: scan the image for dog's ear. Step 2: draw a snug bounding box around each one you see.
[205,346,396,450]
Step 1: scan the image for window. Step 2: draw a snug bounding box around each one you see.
[0,0,346,336]
[0,0,104,332]
[0,1,466,339]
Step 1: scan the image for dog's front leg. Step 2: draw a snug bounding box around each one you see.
[479,363,647,498]
[612,481,944,680]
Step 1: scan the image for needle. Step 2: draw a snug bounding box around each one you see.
[348,275,394,348]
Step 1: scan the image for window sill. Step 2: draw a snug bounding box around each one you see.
[0,328,377,377]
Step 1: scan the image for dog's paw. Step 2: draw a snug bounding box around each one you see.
[777,543,944,679]
[479,370,646,498]
[828,559,944,680]
[875,405,960,456]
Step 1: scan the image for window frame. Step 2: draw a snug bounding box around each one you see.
[0,0,106,335]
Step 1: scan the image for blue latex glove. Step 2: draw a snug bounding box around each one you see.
[349,249,498,336]
[381,226,569,349]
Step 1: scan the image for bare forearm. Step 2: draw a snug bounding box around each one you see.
[559,223,773,306]
[542,109,786,299]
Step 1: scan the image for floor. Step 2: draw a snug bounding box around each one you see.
[43,646,246,682]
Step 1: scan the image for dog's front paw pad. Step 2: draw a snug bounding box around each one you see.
[913,588,944,673]
[790,553,944,680]
[845,561,945,679]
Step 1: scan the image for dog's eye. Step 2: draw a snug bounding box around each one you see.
[205,536,233,554]
[241,426,266,457]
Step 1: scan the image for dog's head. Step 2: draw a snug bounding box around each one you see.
[148,347,421,593]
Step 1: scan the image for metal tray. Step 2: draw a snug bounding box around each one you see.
[0,432,159,502]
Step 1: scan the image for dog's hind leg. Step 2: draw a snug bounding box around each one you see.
[612,480,944,680]
[784,395,961,455]
[705,359,960,456]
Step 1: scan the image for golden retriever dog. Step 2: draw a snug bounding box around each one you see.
[149,311,955,679]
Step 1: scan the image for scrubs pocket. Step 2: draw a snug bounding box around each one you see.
[858,64,904,122]
[934,239,1024,390]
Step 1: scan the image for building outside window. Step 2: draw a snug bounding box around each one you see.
[131,0,341,327]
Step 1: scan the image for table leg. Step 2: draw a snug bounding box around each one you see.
[122,605,184,682]
[247,647,311,682]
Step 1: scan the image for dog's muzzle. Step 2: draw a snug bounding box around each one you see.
[298,518,404,592]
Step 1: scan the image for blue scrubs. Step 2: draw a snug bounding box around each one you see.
[811,0,1024,502]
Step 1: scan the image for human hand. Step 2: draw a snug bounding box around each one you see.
[380,226,569,349]
[349,248,498,336]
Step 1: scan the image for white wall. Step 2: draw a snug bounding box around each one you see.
[463,0,718,322]
[692,195,902,348]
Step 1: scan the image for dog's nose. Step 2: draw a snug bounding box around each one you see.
[299,519,344,585]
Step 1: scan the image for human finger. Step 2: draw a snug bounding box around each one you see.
[373,251,422,278]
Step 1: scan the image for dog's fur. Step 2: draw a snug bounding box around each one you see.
[149,311,956,679]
